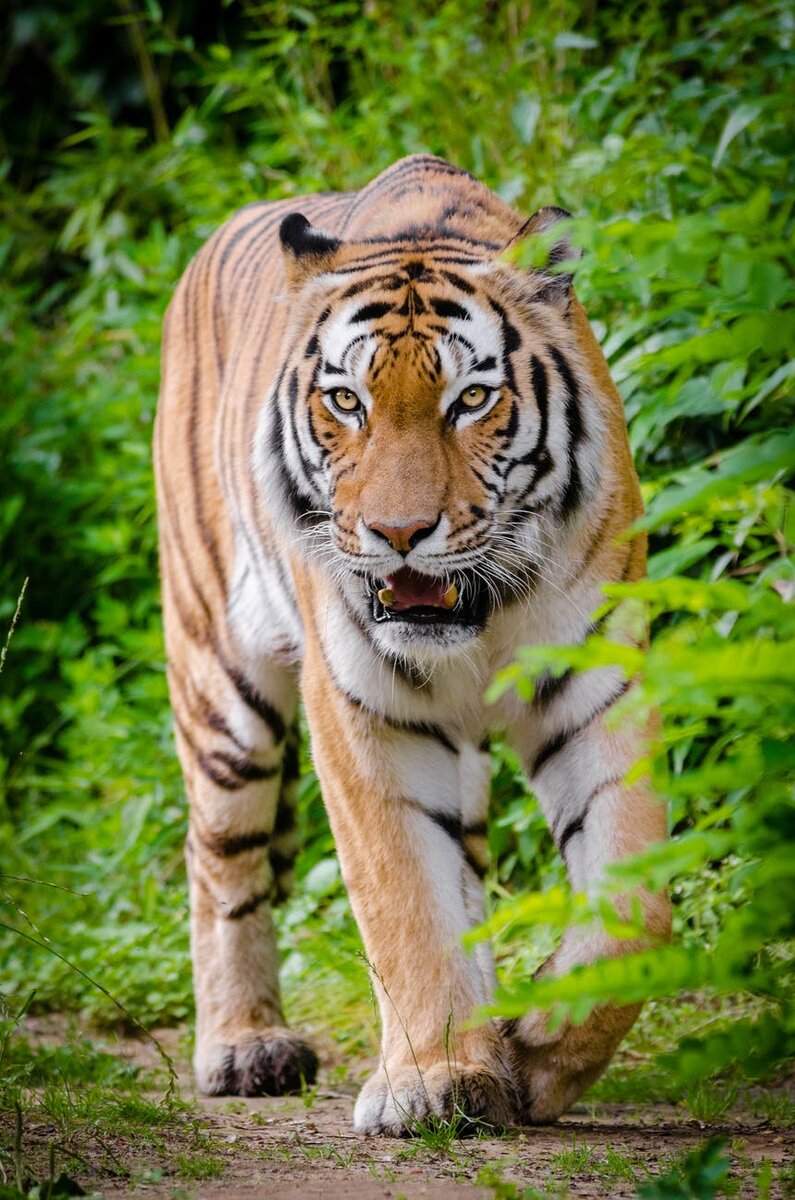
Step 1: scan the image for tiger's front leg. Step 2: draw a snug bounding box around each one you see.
[301,639,518,1136]
[506,670,671,1122]
[169,648,318,1098]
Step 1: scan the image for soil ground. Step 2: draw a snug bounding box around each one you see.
[46,1027,794,1200]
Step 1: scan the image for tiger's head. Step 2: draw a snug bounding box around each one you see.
[259,207,601,656]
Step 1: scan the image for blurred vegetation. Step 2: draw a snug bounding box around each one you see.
[0,0,793,1146]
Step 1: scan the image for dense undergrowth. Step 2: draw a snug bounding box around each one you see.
[1,1,793,1191]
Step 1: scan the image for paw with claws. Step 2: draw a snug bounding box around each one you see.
[196,1029,318,1097]
[353,1061,518,1137]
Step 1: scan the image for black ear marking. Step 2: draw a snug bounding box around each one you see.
[279,212,341,260]
[532,206,577,266]
[514,205,582,307]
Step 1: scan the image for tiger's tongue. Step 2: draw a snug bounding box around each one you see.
[385,568,447,611]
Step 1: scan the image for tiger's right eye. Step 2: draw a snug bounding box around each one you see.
[328,388,361,414]
[459,384,488,409]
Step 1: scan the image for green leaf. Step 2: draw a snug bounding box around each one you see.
[553,32,598,50]
[712,102,762,167]
[511,96,541,146]
[636,431,795,533]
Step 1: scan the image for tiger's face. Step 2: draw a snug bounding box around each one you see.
[264,212,597,655]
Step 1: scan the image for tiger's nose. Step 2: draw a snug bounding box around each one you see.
[367,517,440,554]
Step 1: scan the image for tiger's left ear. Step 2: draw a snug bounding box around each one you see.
[280,212,342,287]
[509,205,581,310]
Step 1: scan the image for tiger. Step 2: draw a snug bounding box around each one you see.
[154,153,670,1135]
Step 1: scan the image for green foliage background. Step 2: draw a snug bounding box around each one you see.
[1,0,793,1096]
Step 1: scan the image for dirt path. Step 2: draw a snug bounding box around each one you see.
[91,1029,792,1200]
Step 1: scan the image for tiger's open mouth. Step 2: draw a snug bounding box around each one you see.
[369,567,488,626]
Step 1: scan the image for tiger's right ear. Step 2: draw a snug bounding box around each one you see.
[506,205,581,310]
[280,212,342,287]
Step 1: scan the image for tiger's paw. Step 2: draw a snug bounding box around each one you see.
[353,1062,517,1137]
[502,1003,640,1124]
[196,1029,318,1097]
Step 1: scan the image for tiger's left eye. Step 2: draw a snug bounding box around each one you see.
[459,385,488,409]
[329,388,361,413]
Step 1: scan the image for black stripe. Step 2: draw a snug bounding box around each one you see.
[430,297,470,320]
[494,400,519,443]
[226,890,271,920]
[270,847,296,873]
[287,367,323,482]
[441,269,476,294]
[531,731,570,779]
[474,355,497,372]
[305,360,331,458]
[221,658,287,744]
[558,814,585,855]
[530,354,550,456]
[531,678,633,777]
[332,253,485,275]
[399,716,457,754]
[214,206,281,369]
[560,454,583,519]
[509,453,554,510]
[339,157,470,229]
[464,852,488,880]
[195,753,262,792]
[532,669,573,706]
[218,204,274,275]
[548,345,586,519]
[157,472,213,630]
[375,155,477,188]
[505,355,551,481]
[428,810,463,840]
[387,224,499,253]
[470,464,503,496]
[174,716,253,792]
[200,829,271,857]
[341,331,373,366]
[488,298,521,394]
[271,400,319,524]
[274,798,296,835]
[202,706,247,752]
[397,289,426,316]
[338,682,456,751]
[281,735,300,784]
[556,775,624,858]
[184,254,228,592]
[351,301,393,323]
[446,330,477,355]
[206,750,279,784]
[341,273,404,298]
[424,810,488,879]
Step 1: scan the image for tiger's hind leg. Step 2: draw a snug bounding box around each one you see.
[169,648,317,1097]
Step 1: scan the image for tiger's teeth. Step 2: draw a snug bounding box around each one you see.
[377,588,395,607]
[443,584,458,609]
